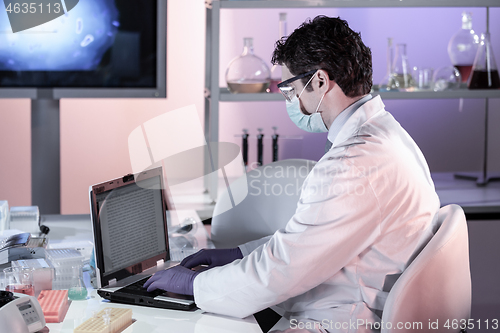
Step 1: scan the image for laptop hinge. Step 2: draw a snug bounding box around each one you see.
[157,259,164,267]
[109,278,117,286]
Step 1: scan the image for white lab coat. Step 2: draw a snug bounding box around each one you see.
[193,96,440,332]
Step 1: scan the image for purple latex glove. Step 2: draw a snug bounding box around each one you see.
[180,248,243,269]
[143,265,201,295]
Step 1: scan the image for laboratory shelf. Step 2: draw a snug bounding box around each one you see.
[204,0,500,201]
[217,0,500,9]
[219,88,500,102]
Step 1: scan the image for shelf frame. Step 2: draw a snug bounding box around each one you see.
[204,0,500,200]
[217,0,500,9]
[219,89,500,102]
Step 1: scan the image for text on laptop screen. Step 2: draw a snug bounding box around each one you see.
[95,175,166,275]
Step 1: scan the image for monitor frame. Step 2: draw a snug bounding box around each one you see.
[0,0,166,99]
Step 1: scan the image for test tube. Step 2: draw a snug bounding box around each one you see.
[272,127,279,162]
[257,128,264,166]
[242,129,249,167]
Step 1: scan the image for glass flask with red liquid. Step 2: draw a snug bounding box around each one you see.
[468,32,500,89]
[448,12,480,83]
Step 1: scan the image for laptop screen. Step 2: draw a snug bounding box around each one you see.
[91,167,170,287]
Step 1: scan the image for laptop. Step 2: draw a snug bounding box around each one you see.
[89,166,196,311]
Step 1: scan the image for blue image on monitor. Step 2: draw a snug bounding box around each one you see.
[0,0,119,71]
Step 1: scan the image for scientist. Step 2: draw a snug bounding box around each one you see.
[145,16,440,332]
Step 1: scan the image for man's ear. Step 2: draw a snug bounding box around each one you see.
[316,69,333,92]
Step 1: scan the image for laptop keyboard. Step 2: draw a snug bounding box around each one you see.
[124,276,165,296]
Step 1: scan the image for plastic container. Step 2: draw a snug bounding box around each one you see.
[9,206,40,233]
[45,248,84,290]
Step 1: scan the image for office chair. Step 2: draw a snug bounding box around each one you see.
[210,159,316,248]
[381,204,471,333]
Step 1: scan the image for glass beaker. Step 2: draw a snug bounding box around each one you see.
[68,265,88,300]
[3,267,34,296]
[379,37,398,91]
[468,33,500,89]
[412,67,434,90]
[447,12,480,83]
[269,13,287,93]
[226,37,271,94]
[392,43,414,91]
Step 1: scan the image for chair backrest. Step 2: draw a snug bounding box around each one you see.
[210,159,316,248]
[381,204,471,333]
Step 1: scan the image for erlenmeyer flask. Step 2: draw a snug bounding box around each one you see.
[379,37,399,91]
[226,37,271,94]
[269,13,287,93]
[448,12,480,83]
[468,33,500,89]
[392,43,414,91]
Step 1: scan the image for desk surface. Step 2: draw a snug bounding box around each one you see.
[34,211,262,333]
[46,290,261,333]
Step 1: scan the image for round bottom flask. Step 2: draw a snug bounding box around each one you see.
[226,38,270,94]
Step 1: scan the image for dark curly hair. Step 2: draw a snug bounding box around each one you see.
[271,16,372,97]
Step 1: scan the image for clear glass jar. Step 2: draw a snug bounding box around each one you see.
[226,37,271,94]
[448,12,480,83]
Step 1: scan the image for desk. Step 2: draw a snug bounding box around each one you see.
[35,211,262,333]
[46,290,261,333]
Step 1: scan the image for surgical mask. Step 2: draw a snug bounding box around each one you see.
[284,72,327,133]
[285,97,327,133]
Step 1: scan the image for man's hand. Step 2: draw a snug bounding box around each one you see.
[143,265,200,295]
[180,248,243,269]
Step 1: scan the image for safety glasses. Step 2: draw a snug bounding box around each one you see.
[277,69,318,102]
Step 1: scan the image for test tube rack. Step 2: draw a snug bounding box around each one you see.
[73,308,133,333]
[37,289,69,323]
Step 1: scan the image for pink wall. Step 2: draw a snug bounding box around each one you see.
[0,0,206,214]
[0,99,31,207]
[0,3,498,214]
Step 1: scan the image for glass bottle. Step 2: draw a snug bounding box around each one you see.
[379,37,398,91]
[447,12,479,83]
[269,13,287,93]
[392,43,414,91]
[68,265,88,300]
[468,32,500,89]
[226,37,271,94]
